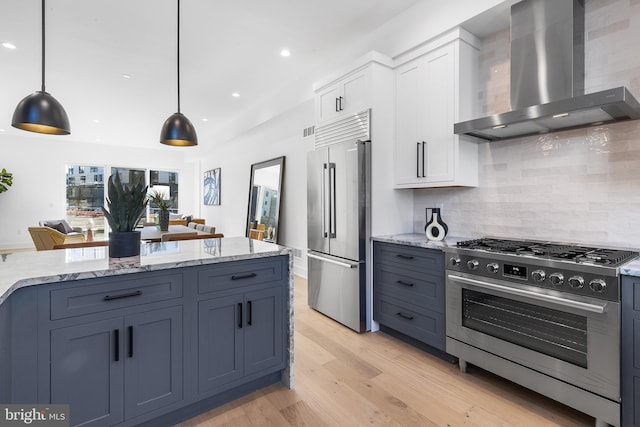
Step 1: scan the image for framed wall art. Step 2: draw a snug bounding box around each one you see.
[203,168,220,205]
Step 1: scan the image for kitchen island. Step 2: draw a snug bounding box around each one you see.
[0,237,293,427]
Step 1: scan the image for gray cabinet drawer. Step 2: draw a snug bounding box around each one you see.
[50,272,183,320]
[374,294,445,351]
[197,258,285,295]
[374,242,443,275]
[374,264,444,312]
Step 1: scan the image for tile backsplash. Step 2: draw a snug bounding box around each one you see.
[413,0,640,248]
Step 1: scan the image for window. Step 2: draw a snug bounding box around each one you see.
[150,170,179,213]
[90,167,98,173]
[66,165,105,238]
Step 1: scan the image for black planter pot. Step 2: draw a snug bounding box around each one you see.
[109,231,141,258]
[158,210,170,232]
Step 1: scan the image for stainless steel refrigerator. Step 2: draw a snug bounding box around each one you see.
[307,109,371,333]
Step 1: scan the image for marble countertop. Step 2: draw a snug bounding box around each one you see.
[621,258,640,277]
[371,233,470,250]
[0,237,290,305]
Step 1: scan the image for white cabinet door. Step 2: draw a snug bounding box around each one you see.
[394,60,425,185]
[394,42,475,188]
[423,45,455,184]
[316,85,341,124]
[315,68,370,124]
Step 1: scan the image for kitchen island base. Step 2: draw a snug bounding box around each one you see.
[0,238,292,427]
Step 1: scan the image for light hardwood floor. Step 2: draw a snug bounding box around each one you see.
[177,275,593,427]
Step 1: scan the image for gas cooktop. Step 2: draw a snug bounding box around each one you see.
[455,238,638,268]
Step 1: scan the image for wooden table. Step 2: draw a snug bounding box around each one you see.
[139,225,199,242]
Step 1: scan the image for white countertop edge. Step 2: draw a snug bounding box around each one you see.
[371,233,470,250]
[0,237,291,306]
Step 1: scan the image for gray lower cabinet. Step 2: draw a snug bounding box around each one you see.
[198,286,284,395]
[373,241,446,351]
[622,275,640,426]
[50,305,183,427]
[5,255,289,427]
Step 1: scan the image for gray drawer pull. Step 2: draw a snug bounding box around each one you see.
[396,254,414,260]
[103,290,142,301]
[396,312,414,320]
[397,280,414,287]
[231,273,257,280]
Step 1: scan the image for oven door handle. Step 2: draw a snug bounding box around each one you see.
[447,274,608,314]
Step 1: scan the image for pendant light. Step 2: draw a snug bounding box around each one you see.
[160,0,198,146]
[12,0,70,135]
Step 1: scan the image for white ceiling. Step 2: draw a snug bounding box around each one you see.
[0,0,423,151]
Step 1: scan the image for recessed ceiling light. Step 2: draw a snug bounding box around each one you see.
[201,118,209,122]
[2,42,16,50]
[0,128,5,132]
[95,138,101,142]
[280,49,291,57]
[92,119,100,123]
[122,74,132,79]
[232,92,240,98]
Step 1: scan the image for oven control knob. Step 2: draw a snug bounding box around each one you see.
[568,276,585,289]
[450,257,461,267]
[466,260,479,270]
[589,279,606,293]
[486,263,499,274]
[531,270,546,282]
[549,273,564,286]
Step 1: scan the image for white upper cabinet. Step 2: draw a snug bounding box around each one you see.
[316,70,370,123]
[394,28,480,189]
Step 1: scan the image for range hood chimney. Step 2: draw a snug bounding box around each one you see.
[454,0,640,141]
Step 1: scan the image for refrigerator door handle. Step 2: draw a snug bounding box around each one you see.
[322,163,328,237]
[328,162,336,238]
[307,252,357,269]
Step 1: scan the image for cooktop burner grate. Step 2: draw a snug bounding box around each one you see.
[456,238,638,267]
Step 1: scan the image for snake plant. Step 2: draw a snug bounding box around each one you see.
[102,174,148,232]
[0,168,13,193]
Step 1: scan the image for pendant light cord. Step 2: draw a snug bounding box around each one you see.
[41,0,46,93]
[177,0,181,114]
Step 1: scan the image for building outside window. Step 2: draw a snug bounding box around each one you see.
[66,165,105,238]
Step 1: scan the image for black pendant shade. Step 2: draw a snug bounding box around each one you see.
[12,90,70,135]
[160,112,198,146]
[160,0,197,147]
[12,0,70,136]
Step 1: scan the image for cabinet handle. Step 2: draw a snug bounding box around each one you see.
[114,329,120,362]
[421,141,426,177]
[103,290,142,301]
[396,254,414,260]
[231,272,257,281]
[128,326,133,358]
[335,97,340,112]
[238,303,243,328]
[396,312,414,320]
[416,142,420,178]
[247,301,252,326]
[338,96,344,111]
[397,280,414,287]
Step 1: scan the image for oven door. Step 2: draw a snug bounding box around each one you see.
[446,272,620,401]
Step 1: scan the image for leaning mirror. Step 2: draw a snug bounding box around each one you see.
[246,156,285,243]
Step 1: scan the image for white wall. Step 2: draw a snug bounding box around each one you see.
[197,101,314,277]
[0,133,197,249]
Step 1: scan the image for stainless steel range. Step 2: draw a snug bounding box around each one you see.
[444,238,638,427]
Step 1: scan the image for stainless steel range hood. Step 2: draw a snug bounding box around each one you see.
[454,0,640,141]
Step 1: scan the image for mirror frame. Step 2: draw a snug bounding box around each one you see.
[245,156,285,243]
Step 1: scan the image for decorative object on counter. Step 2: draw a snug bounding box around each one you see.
[203,168,220,205]
[12,0,70,135]
[425,207,448,241]
[159,0,198,146]
[0,168,13,193]
[148,187,172,231]
[102,173,148,258]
